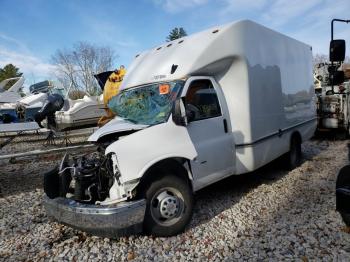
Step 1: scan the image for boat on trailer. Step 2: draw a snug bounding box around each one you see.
[0,80,106,132]
[54,94,105,130]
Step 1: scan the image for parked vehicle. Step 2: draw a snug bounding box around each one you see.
[43,20,316,237]
[330,18,350,227]
[316,19,350,136]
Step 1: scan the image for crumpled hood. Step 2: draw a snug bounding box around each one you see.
[88,116,148,142]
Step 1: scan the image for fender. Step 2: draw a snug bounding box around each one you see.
[105,118,197,184]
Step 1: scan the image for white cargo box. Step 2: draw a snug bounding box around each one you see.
[122,20,316,172]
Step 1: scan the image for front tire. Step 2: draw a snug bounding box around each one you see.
[142,175,193,237]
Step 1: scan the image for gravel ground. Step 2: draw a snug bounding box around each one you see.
[1,138,350,261]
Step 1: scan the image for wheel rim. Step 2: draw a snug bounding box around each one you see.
[150,187,185,226]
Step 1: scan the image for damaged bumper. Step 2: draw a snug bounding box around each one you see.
[43,196,146,238]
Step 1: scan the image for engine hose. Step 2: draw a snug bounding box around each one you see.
[83,184,96,202]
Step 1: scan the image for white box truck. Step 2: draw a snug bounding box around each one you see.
[44,20,316,237]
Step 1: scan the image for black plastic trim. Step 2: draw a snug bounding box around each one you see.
[236,118,316,148]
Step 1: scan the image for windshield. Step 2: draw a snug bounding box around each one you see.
[50,88,66,97]
[108,80,184,125]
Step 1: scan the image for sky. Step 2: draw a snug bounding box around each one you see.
[0,0,350,87]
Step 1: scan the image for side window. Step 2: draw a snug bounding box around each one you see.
[185,80,221,121]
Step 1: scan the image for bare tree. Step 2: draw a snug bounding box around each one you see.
[52,42,115,96]
[313,53,328,66]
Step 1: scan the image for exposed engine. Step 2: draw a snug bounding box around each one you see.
[44,130,141,204]
[44,147,121,204]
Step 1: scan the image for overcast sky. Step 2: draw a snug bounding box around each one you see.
[0,0,349,86]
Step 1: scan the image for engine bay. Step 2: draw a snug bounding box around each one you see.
[44,145,122,204]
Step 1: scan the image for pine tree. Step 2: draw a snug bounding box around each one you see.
[166,27,187,42]
[0,64,23,90]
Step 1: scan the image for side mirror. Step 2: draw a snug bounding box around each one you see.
[172,98,187,126]
[329,70,345,86]
[330,39,346,62]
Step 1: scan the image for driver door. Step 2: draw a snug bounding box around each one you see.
[182,77,235,189]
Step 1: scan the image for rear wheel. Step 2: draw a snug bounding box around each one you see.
[142,174,193,236]
[336,165,350,227]
[287,135,302,170]
[341,213,350,227]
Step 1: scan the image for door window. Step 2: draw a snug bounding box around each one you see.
[185,80,221,121]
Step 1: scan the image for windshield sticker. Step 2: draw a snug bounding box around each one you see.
[159,84,170,95]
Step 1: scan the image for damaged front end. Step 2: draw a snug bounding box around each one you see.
[43,148,146,237]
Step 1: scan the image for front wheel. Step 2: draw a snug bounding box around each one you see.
[142,175,193,236]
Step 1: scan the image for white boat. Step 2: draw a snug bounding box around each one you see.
[0,91,53,123]
[0,82,106,131]
[0,77,25,104]
[54,94,105,130]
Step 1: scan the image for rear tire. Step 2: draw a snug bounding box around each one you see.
[287,135,302,170]
[341,213,350,227]
[142,174,193,237]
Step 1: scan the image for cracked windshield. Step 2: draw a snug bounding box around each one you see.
[108,81,184,125]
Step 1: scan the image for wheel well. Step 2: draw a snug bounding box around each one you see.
[135,158,192,198]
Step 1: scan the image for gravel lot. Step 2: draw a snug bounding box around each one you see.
[1,138,350,261]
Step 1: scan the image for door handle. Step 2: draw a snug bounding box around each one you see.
[223,119,228,133]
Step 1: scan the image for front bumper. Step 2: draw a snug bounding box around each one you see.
[43,196,146,238]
